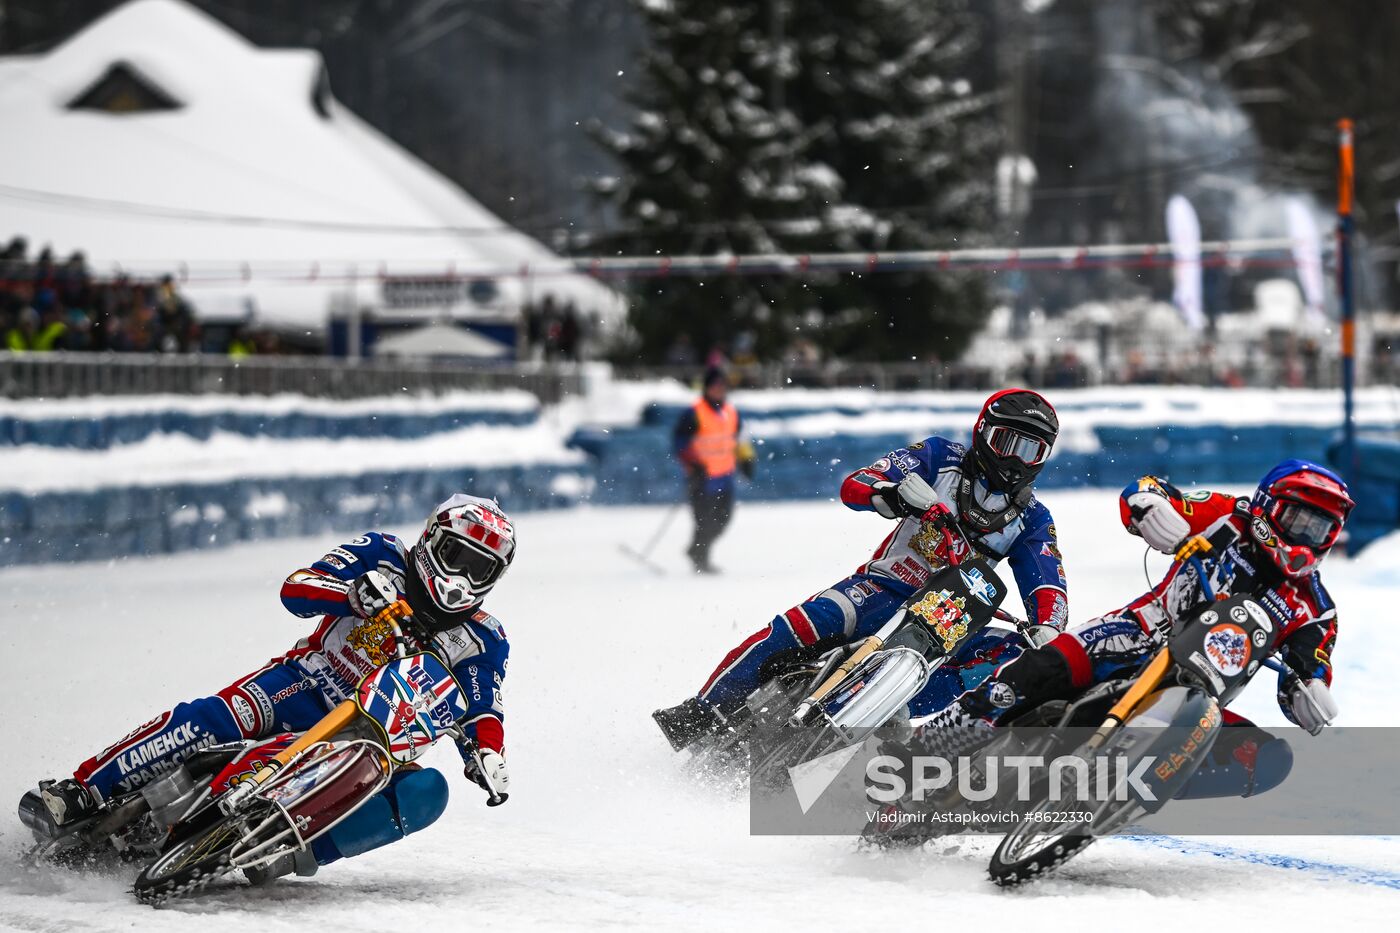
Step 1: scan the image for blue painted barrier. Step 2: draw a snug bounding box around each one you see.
[4,397,1390,567]
[0,463,588,567]
[568,422,1348,510]
[0,404,538,450]
[1329,435,1400,553]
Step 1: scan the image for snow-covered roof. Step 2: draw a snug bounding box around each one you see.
[0,0,622,328]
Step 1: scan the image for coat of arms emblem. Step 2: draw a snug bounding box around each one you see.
[909,589,968,651]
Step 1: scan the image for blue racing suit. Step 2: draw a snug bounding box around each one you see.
[696,437,1066,717]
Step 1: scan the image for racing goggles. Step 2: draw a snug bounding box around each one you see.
[428,526,506,589]
[982,424,1051,466]
[1270,500,1342,551]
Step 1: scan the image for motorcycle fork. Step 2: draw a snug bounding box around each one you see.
[1085,649,1171,749]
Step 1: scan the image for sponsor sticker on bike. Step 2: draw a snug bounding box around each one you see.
[1202,622,1249,677]
[356,653,469,763]
[959,567,997,607]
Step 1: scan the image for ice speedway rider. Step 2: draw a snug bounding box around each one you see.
[28,493,516,880]
[654,388,1069,750]
[915,461,1353,800]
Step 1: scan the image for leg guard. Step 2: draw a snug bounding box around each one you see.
[1175,730,1294,800]
[312,767,449,865]
[73,662,325,803]
[696,577,903,714]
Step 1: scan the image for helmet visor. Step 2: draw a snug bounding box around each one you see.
[1272,501,1341,550]
[432,531,505,589]
[982,424,1050,466]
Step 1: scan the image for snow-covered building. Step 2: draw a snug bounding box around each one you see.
[0,0,621,346]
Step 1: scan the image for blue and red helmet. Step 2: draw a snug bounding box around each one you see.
[1248,460,1354,578]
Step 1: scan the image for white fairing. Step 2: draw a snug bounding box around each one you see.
[822,647,932,734]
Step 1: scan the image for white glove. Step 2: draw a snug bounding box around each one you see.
[1282,677,1337,736]
[1022,624,1060,649]
[347,570,398,619]
[467,750,511,805]
[1125,491,1190,554]
[871,473,941,520]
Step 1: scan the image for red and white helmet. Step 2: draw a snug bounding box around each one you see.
[408,494,516,625]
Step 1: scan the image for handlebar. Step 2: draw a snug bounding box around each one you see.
[918,503,965,568]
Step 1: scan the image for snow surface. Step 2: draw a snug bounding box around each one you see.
[2,494,1399,929]
[0,390,540,422]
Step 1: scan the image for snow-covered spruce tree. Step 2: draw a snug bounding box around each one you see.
[595,0,998,363]
[592,0,840,362]
[783,0,999,361]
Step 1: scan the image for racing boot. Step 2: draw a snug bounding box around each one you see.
[39,778,99,828]
[653,697,720,751]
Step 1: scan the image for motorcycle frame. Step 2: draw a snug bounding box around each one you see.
[223,739,394,872]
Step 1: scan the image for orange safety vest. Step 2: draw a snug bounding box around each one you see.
[690,400,739,478]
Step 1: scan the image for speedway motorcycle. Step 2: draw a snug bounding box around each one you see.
[18,600,505,905]
[981,544,1294,885]
[686,507,1021,789]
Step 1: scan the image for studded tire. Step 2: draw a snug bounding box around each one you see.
[988,828,1096,886]
[133,813,249,905]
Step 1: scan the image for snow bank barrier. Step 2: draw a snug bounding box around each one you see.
[0,391,541,449]
[1332,436,1400,552]
[0,464,586,566]
[3,385,1397,566]
[0,405,588,567]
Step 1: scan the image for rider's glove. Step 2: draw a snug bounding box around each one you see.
[465,750,510,806]
[871,473,942,521]
[1125,490,1190,554]
[1280,676,1337,736]
[346,570,398,620]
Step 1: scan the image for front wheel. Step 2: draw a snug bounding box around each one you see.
[134,803,281,905]
[988,822,1095,886]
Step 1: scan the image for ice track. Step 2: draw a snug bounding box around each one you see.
[3,494,1400,929]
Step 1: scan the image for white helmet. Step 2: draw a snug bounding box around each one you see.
[408,494,516,626]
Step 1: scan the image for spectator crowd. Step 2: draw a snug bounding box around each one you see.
[0,237,285,356]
